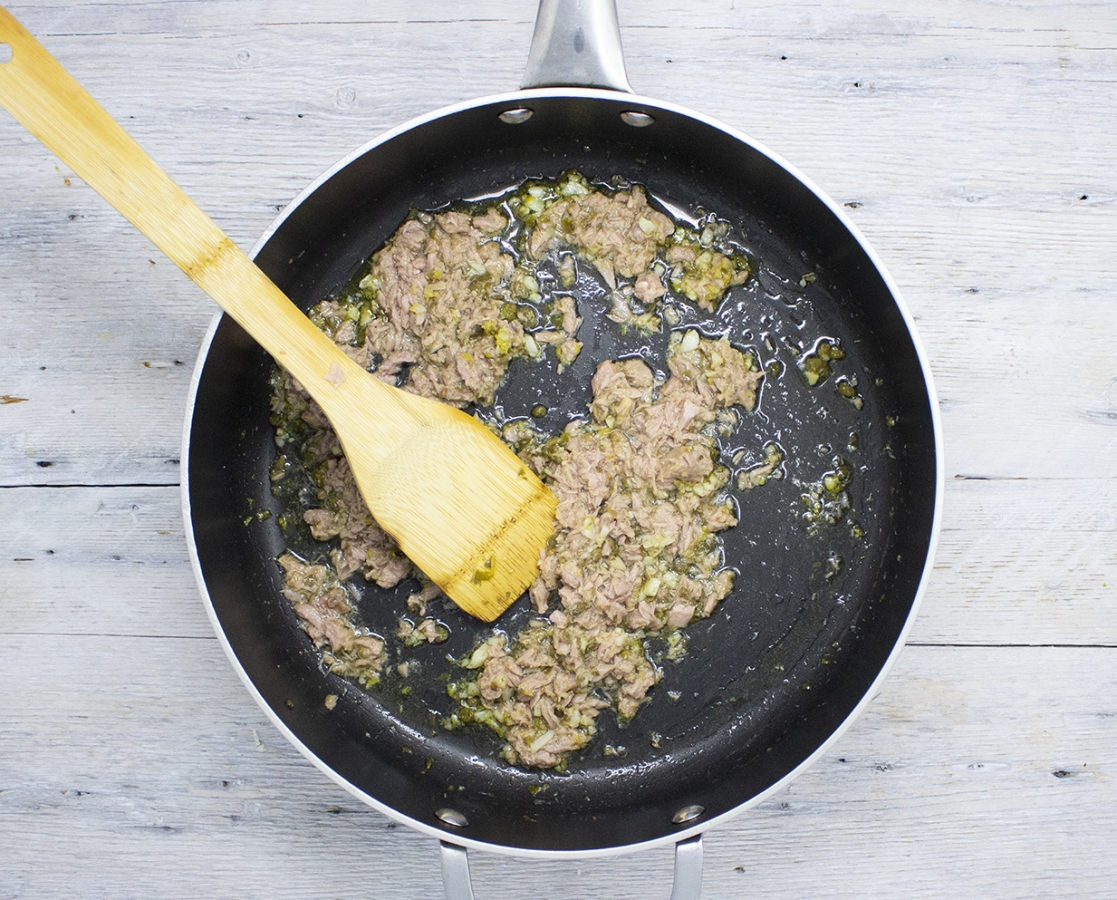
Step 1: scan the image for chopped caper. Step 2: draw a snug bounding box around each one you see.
[471,556,497,583]
[801,355,830,386]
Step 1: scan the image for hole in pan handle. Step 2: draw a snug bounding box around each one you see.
[439,836,704,900]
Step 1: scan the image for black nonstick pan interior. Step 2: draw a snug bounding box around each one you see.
[186,91,938,853]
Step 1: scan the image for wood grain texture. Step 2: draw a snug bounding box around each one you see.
[1,637,1113,899]
[3,480,1113,646]
[1,0,1116,897]
[0,4,556,620]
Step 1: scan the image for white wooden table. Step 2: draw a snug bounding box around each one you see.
[2,1,1115,897]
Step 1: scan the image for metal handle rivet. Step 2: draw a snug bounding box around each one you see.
[620,110,655,127]
[672,804,704,824]
[499,108,534,125]
[436,807,469,827]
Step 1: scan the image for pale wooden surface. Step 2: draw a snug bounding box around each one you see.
[1,1,1115,897]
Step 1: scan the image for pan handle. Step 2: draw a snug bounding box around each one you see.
[439,836,703,900]
[521,0,633,92]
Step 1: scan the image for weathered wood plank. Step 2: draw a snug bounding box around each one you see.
[0,1,536,486]
[911,474,1117,645]
[2,1,1117,895]
[0,640,1113,899]
[2,1,1116,483]
[2,471,1116,646]
[0,484,205,638]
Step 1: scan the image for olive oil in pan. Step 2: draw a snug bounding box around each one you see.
[265,171,897,777]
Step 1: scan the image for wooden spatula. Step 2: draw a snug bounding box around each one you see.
[0,8,557,622]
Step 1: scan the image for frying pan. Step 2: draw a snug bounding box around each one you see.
[184,1,943,896]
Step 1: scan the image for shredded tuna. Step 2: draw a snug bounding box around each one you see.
[279,553,385,685]
[449,331,762,767]
[269,172,764,771]
[524,182,674,289]
[362,210,518,406]
[270,201,583,591]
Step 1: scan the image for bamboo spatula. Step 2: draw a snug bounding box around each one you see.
[0,8,557,622]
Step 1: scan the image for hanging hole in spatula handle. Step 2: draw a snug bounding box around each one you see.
[439,836,704,900]
[0,6,27,63]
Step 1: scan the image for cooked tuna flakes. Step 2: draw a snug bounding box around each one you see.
[516,171,749,322]
[353,207,522,407]
[278,553,385,686]
[398,616,449,647]
[448,333,760,767]
[522,178,674,290]
[270,172,763,769]
[270,201,584,589]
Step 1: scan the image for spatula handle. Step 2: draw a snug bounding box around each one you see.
[0,7,406,431]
